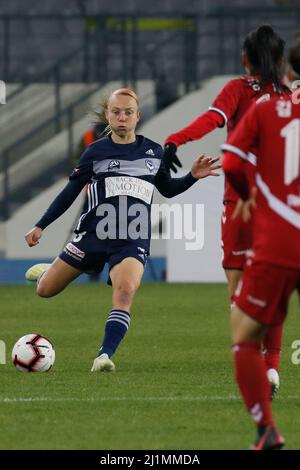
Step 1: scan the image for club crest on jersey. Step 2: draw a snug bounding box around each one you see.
[145,159,154,172]
[108,160,120,171]
[246,77,261,92]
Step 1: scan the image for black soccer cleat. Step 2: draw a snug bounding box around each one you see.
[251,425,285,451]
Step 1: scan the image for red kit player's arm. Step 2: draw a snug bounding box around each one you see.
[222,153,249,200]
[222,103,260,200]
[165,79,241,147]
[165,111,224,147]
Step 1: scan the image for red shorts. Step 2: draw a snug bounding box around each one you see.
[221,201,252,270]
[234,260,300,326]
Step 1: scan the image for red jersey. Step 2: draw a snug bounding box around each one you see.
[222,97,300,269]
[166,76,290,202]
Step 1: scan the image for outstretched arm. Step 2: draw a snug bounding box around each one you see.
[165,111,224,148]
[155,155,220,198]
[163,79,241,172]
[163,112,223,173]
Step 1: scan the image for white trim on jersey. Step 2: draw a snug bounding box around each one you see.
[208,106,228,124]
[89,184,93,209]
[76,181,98,231]
[256,173,300,229]
[288,194,300,207]
[90,181,98,208]
[221,143,257,166]
[90,182,95,208]
[247,152,257,166]
[221,143,248,160]
[76,213,86,231]
[95,182,99,206]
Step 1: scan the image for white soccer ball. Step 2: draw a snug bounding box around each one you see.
[12,334,55,372]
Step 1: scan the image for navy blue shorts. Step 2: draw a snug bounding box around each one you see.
[59,232,148,284]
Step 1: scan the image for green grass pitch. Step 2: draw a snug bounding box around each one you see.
[0,283,299,450]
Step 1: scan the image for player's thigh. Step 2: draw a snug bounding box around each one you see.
[231,305,266,344]
[37,257,81,297]
[110,257,144,293]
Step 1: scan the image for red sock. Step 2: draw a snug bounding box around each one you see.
[263,324,283,371]
[233,342,274,427]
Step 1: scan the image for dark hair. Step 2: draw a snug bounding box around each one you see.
[243,25,285,91]
[289,43,300,76]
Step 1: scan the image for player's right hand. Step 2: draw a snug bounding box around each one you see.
[163,142,182,173]
[242,187,257,222]
[231,188,257,222]
[25,227,43,247]
[231,198,244,220]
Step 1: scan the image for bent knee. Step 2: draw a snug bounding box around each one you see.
[113,281,139,301]
[36,283,58,298]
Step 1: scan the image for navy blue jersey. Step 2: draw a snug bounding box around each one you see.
[36,134,197,250]
[70,135,163,238]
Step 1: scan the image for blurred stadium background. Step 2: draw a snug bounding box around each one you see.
[1,0,300,283]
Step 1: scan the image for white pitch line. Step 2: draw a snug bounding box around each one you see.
[0,395,240,403]
[0,395,299,403]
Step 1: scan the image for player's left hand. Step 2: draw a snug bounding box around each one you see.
[191,155,221,179]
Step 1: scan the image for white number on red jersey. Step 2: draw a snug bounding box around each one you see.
[280,119,300,185]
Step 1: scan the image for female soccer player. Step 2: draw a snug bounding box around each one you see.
[163,25,291,396]
[25,88,220,373]
[222,94,300,450]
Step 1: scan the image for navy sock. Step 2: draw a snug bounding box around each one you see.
[98,310,131,358]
